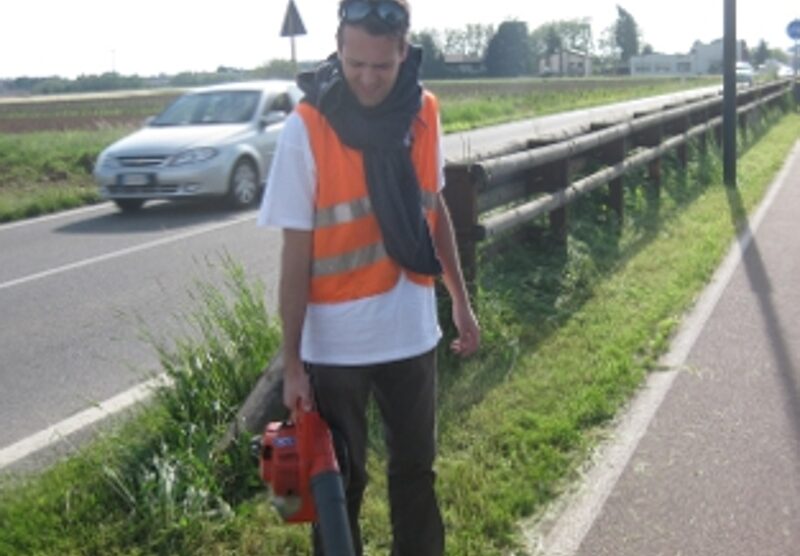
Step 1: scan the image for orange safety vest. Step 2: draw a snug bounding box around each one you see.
[297,91,441,304]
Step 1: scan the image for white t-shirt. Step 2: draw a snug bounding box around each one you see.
[258,111,445,365]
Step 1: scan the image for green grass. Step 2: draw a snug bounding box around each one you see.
[438,78,719,132]
[0,96,796,554]
[0,129,127,222]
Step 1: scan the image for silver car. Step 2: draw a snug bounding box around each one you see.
[94,80,303,212]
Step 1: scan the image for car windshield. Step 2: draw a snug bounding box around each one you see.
[151,90,261,126]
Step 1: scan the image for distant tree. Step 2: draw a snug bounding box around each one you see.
[31,78,70,95]
[464,24,495,58]
[170,72,230,87]
[560,19,592,54]
[530,19,592,76]
[29,73,146,95]
[769,47,789,64]
[641,43,654,55]
[614,5,640,63]
[545,27,562,57]
[753,40,770,67]
[740,40,751,63]
[443,24,494,58]
[594,24,622,74]
[543,27,563,75]
[485,20,530,77]
[256,59,296,79]
[531,19,592,56]
[411,30,447,79]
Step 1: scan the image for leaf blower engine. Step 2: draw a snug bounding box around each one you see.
[257,408,355,556]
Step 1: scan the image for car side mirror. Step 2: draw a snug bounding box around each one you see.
[261,111,287,128]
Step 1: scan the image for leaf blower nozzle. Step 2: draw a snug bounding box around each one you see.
[258,408,355,556]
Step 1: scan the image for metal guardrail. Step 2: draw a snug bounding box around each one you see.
[443,79,795,287]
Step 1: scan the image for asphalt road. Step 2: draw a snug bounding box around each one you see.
[0,85,721,470]
[0,202,283,453]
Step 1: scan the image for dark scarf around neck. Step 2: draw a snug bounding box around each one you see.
[297,45,442,276]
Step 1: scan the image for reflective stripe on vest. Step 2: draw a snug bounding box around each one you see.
[314,190,438,229]
[313,242,388,276]
[298,92,441,304]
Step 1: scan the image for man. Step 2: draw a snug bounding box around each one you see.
[258,1,480,554]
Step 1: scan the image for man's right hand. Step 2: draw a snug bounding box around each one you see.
[283,357,313,414]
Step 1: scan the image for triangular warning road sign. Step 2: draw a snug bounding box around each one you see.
[281,0,307,37]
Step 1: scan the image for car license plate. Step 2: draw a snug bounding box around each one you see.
[119,173,150,186]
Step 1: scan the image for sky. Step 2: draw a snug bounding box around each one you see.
[2,0,798,79]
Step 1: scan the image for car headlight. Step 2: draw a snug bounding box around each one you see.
[96,152,116,170]
[169,147,219,166]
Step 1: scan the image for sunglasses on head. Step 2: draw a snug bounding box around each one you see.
[339,0,409,29]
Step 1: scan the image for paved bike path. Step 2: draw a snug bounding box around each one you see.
[536,142,800,556]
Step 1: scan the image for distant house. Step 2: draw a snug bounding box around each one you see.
[630,53,694,76]
[539,49,592,77]
[443,54,485,77]
[690,39,745,73]
[630,39,746,76]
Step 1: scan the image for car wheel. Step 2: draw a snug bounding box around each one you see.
[227,158,260,208]
[114,199,145,212]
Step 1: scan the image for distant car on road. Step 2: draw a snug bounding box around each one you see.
[93,80,303,212]
[735,62,755,86]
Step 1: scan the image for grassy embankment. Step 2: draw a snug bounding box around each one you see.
[0,89,796,554]
[0,77,718,223]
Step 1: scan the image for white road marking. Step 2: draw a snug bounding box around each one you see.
[525,142,799,556]
[0,374,171,470]
[0,212,254,292]
[0,202,111,232]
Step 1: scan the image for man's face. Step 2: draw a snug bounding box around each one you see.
[338,25,407,108]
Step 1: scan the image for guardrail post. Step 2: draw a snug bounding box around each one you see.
[542,160,570,241]
[713,99,724,147]
[639,124,663,195]
[444,164,480,296]
[738,105,748,144]
[690,106,709,156]
[601,139,627,222]
[674,115,690,169]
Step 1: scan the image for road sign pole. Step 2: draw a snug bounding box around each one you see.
[291,36,297,75]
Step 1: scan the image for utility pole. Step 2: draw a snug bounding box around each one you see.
[723,0,737,187]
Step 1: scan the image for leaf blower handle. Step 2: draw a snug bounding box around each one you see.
[298,408,356,556]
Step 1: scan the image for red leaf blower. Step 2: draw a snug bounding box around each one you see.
[258,408,355,556]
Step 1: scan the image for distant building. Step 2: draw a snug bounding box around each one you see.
[630,39,745,76]
[630,53,694,76]
[442,54,485,77]
[539,49,592,77]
